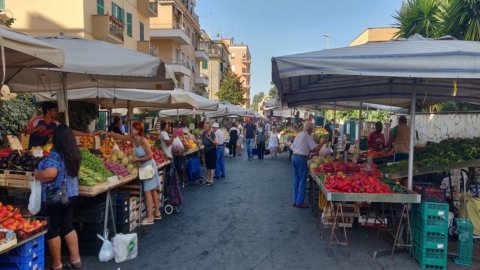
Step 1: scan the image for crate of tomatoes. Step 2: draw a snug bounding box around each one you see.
[0,203,48,240]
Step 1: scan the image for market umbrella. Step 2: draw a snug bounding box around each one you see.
[272,35,480,189]
[206,102,250,118]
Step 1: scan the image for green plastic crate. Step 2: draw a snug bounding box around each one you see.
[412,228,448,251]
[412,202,449,219]
[411,213,448,234]
[413,243,448,270]
[454,218,473,267]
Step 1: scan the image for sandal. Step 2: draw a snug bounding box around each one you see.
[206,182,214,186]
[63,261,82,269]
[154,215,162,220]
[141,219,154,225]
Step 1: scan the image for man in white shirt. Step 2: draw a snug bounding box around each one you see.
[159,122,173,160]
[213,122,226,178]
[291,122,324,208]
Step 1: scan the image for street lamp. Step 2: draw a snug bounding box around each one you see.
[323,34,331,49]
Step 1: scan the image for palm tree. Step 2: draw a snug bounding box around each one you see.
[393,0,445,38]
[442,0,480,41]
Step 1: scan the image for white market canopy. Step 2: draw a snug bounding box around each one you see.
[206,102,250,118]
[33,88,219,111]
[272,35,480,108]
[6,35,175,92]
[1,25,64,69]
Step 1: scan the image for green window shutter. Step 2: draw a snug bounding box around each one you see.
[220,63,224,72]
[96,0,104,15]
[120,8,125,23]
[0,0,5,11]
[111,2,115,17]
[202,61,208,69]
[140,22,145,41]
[126,13,132,36]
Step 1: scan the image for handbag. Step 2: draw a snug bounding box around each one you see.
[45,168,69,208]
[139,164,155,180]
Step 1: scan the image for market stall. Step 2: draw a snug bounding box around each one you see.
[272,35,480,268]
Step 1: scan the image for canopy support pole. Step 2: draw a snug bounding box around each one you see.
[408,79,417,190]
[127,100,133,133]
[359,101,363,140]
[58,72,70,125]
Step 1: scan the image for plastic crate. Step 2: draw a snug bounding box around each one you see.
[414,185,446,203]
[412,202,449,219]
[74,202,106,224]
[0,244,44,270]
[454,218,473,267]
[412,243,447,270]
[9,235,44,257]
[412,228,448,251]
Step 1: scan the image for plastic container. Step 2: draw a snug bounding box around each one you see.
[454,218,473,267]
[412,242,447,270]
[412,202,449,219]
[0,235,45,270]
[412,228,448,251]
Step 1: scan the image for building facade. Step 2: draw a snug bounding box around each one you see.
[221,38,251,108]
[200,32,230,101]
[349,27,399,46]
[150,0,208,91]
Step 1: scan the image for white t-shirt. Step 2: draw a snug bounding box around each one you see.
[291,131,317,156]
[215,129,226,145]
[160,131,173,159]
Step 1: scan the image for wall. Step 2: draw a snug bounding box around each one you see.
[415,113,480,144]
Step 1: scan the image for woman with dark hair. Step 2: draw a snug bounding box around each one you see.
[201,121,217,186]
[99,122,162,225]
[35,124,82,270]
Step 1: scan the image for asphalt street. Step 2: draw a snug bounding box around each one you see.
[81,152,474,270]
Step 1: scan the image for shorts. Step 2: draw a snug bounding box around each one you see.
[45,196,78,240]
[204,148,217,170]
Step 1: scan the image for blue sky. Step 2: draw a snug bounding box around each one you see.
[196,0,404,101]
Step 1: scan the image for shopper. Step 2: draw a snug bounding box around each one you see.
[99,122,162,224]
[268,126,280,159]
[256,123,267,160]
[202,121,217,185]
[244,118,257,161]
[291,122,324,208]
[368,121,386,151]
[237,122,244,156]
[159,121,173,160]
[34,125,82,270]
[25,101,92,148]
[213,123,225,178]
[108,116,124,135]
[228,122,239,157]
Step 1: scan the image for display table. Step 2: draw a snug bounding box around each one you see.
[309,170,420,257]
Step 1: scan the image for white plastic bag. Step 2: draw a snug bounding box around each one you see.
[97,233,114,262]
[172,137,184,154]
[224,147,230,156]
[28,179,42,215]
[319,143,333,157]
[113,233,138,263]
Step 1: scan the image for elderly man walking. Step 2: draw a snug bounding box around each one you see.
[213,122,226,178]
[291,122,324,208]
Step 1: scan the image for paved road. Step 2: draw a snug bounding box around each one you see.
[82,152,464,270]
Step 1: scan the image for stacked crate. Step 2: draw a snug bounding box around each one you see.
[0,235,44,270]
[411,202,449,270]
[115,192,139,233]
[454,218,473,267]
[73,196,108,256]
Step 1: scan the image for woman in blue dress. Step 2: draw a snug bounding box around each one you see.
[100,121,162,225]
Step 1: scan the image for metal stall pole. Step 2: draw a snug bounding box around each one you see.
[408,79,417,190]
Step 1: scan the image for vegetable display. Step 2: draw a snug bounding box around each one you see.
[0,150,42,171]
[415,137,480,167]
[79,149,112,186]
[324,173,393,194]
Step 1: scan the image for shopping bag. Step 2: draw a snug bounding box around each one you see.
[224,147,230,156]
[28,179,42,215]
[172,137,185,154]
[97,232,114,262]
[138,164,154,180]
[113,233,138,263]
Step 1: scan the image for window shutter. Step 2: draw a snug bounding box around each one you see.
[126,13,132,36]
[202,61,208,69]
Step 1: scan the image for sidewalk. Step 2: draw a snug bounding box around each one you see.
[82,152,424,270]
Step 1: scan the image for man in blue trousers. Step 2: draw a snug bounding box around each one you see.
[213,122,226,179]
[290,122,324,208]
[244,118,257,161]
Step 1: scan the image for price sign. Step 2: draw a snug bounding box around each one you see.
[94,136,101,149]
[107,175,119,182]
[7,135,23,151]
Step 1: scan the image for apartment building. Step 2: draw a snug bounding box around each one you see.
[150,0,209,91]
[222,38,251,108]
[199,31,230,101]
[349,27,399,46]
[6,0,158,55]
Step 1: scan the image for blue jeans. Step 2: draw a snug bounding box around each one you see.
[215,145,225,177]
[292,154,308,205]
[246,138,255,159]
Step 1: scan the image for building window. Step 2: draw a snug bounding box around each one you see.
[0,0,5,11]
[202,61,208,69]
[96,0,104,15]
[126,13,132,36]
[231,65,235,72]
[231,52,235,59]
[112,2,125,23]
[242,67,247,73]
[220,63,224,72]
[140,22,145,41]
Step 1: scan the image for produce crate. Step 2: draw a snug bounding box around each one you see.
[74,202,106,224]
[412,242,447,270]
[0,169,7,180]
[412,202,449,218]
[0,235,44,270]
[454,218,473,267]
[414,185,446,203]
[412,228,447,251]
[5,171,33,181]
[321,213,353,228]
[0,233,17,254]
[411,214,448,234]
[323,203,360,218]
[116,219,139,234]
[5,179,29,189]
[15,218,48,241]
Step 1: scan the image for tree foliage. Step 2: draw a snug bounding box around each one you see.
[268,83,278,98]
[0,94,37,147]
[218,71,246,106]
[67,101,98,132]
[251,92,265,111]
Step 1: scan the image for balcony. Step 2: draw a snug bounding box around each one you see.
[163,59,191,76]
[195,50,209,61]
[207,48,221,58]
[92,15,124,44]
[138,0,158,17]
[194,75,209,86]
[242,57,251,63]
[150,23,191,45]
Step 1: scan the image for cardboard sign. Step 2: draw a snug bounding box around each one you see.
[94,136,101,149]
[7,135,23,151]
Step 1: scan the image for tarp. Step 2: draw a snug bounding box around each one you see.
[206,102,250,118]
[272,35,480,108]
[33,88,218,111]
[0,25,64,69]
[158,104,228,117]
[6,35,176,92]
